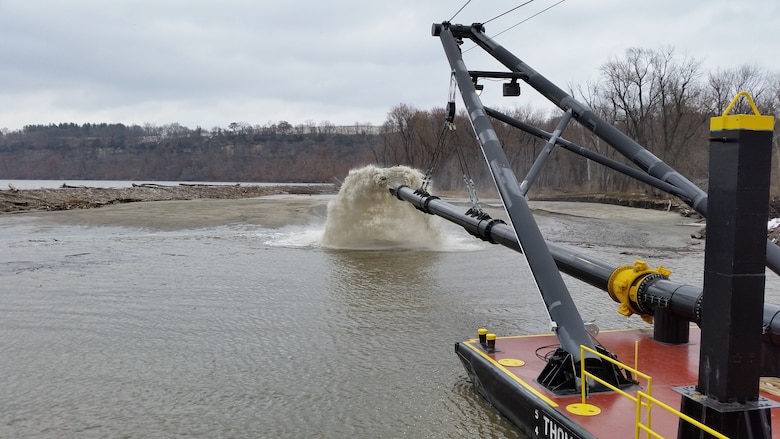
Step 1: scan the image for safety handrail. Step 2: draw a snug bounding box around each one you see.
[635,391,730,439]
[578,344,653,434]
[576,345,730,438]
[579,344,653,404]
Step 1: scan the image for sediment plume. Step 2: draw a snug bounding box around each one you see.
[321,165,444,250]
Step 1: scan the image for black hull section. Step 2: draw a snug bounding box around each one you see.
[455,342,596,439]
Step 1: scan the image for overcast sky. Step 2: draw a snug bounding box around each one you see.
[1,0,778,131]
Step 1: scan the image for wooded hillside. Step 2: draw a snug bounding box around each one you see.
[0,122,378,183]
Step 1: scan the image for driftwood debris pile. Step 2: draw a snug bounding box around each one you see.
[0,183,334,213]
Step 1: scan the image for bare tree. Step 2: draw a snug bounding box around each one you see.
[706,64,775,114]
[381,104,431,168]
[583,46,709,185]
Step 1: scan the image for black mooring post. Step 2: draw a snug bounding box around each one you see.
[678,93,777,438]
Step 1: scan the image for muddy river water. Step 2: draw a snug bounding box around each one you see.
[2,192,779,438]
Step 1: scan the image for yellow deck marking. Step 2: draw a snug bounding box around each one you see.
[464,340,558,407]
[498,358,526,367]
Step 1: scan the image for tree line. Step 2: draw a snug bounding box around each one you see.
[0,121,379,183]
[2,46,779,196]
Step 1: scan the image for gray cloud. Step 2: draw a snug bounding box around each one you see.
[1,0,778,131]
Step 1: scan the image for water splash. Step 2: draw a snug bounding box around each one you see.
[321,165,445,250]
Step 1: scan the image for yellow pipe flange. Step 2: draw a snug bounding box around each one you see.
[607,260,670,322]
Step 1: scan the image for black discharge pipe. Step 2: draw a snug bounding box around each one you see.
[438,22,780,278]
[390,184,780,350]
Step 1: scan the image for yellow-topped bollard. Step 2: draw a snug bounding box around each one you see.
[486,333,496,353]
[477,328,488,347]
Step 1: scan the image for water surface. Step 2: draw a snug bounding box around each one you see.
[1,194,773,438]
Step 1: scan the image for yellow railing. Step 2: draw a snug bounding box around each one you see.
[636,391,730,439]
[575,344,730,439]
[578,344,653,413]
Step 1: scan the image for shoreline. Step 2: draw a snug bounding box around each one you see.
[5,184,780,242]
[0,184,336,214]
[1,185,690,215]
[2,184,776,219]
[532,192,696,216]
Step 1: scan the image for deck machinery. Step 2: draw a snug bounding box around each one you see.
[389,22,780,438]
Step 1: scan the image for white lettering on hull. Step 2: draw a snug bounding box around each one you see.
[534,408,575,439]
